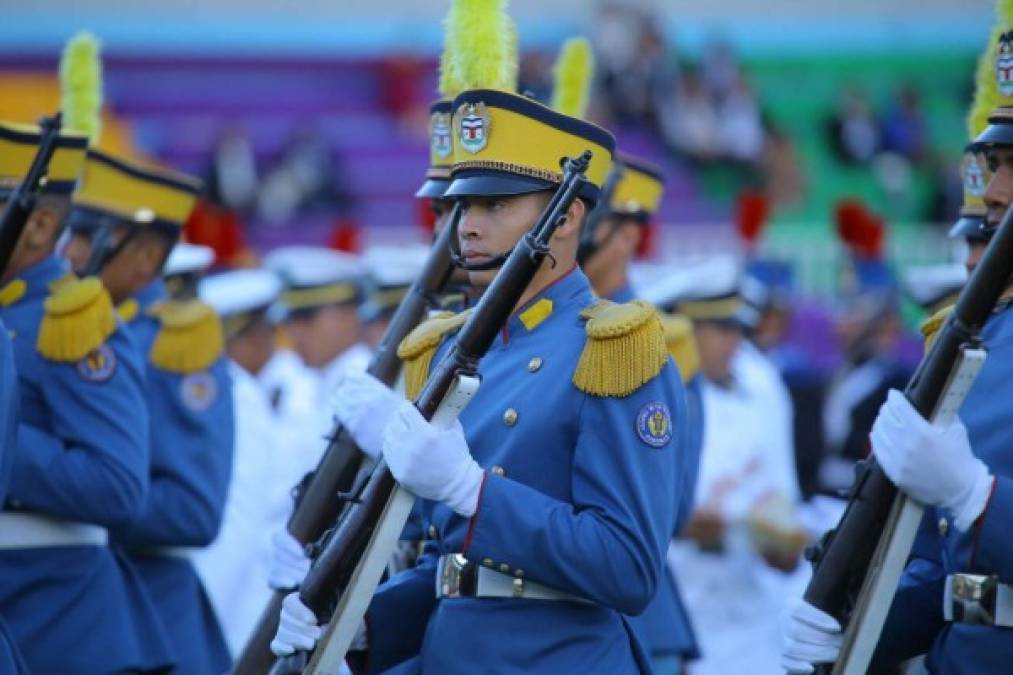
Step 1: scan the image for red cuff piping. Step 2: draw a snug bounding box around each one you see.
[969,476,998,571]
[461,472,488,555]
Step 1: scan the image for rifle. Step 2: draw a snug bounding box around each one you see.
[804,203,1013,674]
[233,210,460,675]
[271,150,593,675]
[0,113,63,278]
[576,160,623,265]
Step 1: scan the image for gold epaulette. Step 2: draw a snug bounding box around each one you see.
[150,299,224,374]
[397,309,472,400]
[37,276,116,362]
[659,312,700,383]
[920,304,954,353]
[573,300,668,397]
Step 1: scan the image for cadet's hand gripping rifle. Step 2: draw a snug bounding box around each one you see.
[0,113,63,278]
[233,211,460,675]
[270,150,593,675]
[804,202,1013,674]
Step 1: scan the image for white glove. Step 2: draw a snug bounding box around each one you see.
[270,592,322,657]
[781,599,843,674]
[269,530,310,591]
[330,371,402,459]
[381,400,484,517]
[871,390,994,531]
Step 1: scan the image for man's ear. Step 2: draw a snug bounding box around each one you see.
[557,197,587,240]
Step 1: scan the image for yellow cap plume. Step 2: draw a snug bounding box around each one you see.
[59,31,103,144]
[449,0,516,92]
[999,0,1013,26]
[970,26,1003,139]
[551,37,594,119]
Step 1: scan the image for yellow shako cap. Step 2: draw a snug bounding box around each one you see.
[610,153,664,219]
[0,123,88,198]
[69,149,201,234]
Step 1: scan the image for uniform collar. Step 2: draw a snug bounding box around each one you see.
[501,264,592,342]
[13,255,70,304]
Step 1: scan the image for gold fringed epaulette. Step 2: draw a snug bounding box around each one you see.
[920,304,954,353]
[659,312,700,383]
[150,299,224,374]
[397,309,472,400]
[573,299,668,397]
[37,276,116,362]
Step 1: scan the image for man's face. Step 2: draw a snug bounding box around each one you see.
[457,192,549,288]
[965,239,988,274]
[431,198,454,235]
[694,320,742,383]
[581,215,639,289]
[984,146,1013,233]
[227,316,276,375]
[284,303,361,368]
[62,225,166,304]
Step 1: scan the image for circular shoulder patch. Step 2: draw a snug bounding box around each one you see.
[636,401,673,448]
[180,372,218,412]
[76,344,117,382]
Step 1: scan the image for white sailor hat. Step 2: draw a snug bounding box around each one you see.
[641,254,757,327]
[360,244,428,322]
[263,245,364,316]
[199,268,282,339]
[902,263,966,314]
[164,242,215,278]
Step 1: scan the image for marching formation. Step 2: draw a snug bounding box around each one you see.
[2,1,1013,675]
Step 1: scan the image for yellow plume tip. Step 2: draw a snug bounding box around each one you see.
[59,31,103,144]
[449,0,516,92]
[551,37,594,119]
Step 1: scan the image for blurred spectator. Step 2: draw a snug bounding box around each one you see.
[256,128,356,226]
[759,118,805,207]
[517,52,554,104]
[879,85,926,164]
[700,38,740,102]
[717,75,765,164]
[827,88,880,165]
[661,66,720,163]
[205,127,258,216]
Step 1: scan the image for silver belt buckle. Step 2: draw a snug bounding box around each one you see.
[438,553,470,599]
[950,574,998,626]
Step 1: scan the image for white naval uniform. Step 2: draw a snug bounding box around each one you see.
[669,346,806,675]
[190,362,290,656]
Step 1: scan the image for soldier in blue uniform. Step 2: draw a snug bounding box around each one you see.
[583,155,703,674]
[61,148,235,674]
[580,154,662,304]
[270,3,693,671]
[782,12,1013,673]
[0,121,174,673]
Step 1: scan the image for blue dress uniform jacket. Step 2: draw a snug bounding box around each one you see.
[613,275,703,666]
[0,322,28,675]
[112,279,234,674]
[362,268,691,674]
[0,256,173,673]
[874,303,1013,674]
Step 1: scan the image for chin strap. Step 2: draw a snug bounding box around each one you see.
[445,204,514,272]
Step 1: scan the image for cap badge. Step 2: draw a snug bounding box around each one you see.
[962,153,986,198]
[996,31,1013,97]
[458,102,490,154]
[430,111,453,160]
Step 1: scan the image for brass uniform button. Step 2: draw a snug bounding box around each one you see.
[938,517,949,537]
[503,408,518,426]
[428,525,437,539]
[499,563,510,574]
[527,357,543,372]
[490,465,505,477]
[482,558,494,568]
